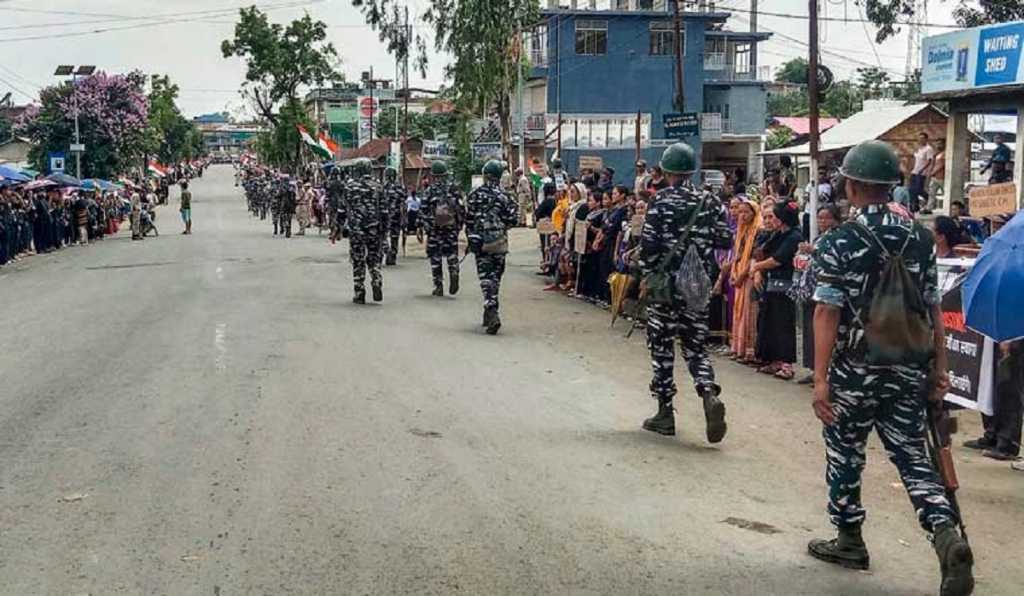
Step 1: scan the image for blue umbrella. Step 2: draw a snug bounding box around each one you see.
[0,164,31,182]
[80,178,103,191]
[46,172,82,187]
[962,211,1024,341]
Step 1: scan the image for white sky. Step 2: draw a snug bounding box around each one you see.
[0,0,963,118]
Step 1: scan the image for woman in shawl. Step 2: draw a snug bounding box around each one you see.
[728,198,762,362]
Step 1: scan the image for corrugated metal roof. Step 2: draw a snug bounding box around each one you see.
[770,117,840,136]
[762,103,934,156]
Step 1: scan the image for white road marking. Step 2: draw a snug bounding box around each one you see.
[214,322,227,371]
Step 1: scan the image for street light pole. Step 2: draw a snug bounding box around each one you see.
[73,74,81,179]
[808,0,821,241]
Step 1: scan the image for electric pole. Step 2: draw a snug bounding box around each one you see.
[808,0,821,241]
[673,0,685,111]
[750,0,759,75]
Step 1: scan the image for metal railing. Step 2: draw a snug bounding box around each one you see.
[530,48,548,68]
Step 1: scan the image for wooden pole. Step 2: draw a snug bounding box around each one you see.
[673,0,685,111]
[808,0,821,241]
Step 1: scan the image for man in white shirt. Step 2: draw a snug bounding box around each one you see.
[909,132,935,213]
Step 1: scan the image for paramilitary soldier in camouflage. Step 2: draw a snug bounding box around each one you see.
[465,159,519,335]
[326,169,346,242]
[278,178,296,238]
[270,176,283,236]
[639,142,732,443]
[338,158,389,304]
[808,140,973,596]
[382,167,406,265]
[421,160,465,296]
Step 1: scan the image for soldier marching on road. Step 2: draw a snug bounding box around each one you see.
[638,142,732,443]
[270,176,283,236]
[465,160,519,335]
[338,158,389,304]
[807,140,973,596]
[382,167,406,266]
[278,178,296,238]
[421,161,465,297]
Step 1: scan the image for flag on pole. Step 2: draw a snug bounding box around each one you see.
[147,161,168,178]
[297,125,332,160]
[318,131,339,158]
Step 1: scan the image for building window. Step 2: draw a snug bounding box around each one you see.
[575,20,607,55]
[649,21,680,56]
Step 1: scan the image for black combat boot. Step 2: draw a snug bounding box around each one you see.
[353,287,366,304]
[449,272,459,295]
[808,526,870,570]
[699,385,727,444]
[432,280,444,297]
[933,524,974,596]
[372,284,383,302]
[386,254,397,266]
[484,307,501,335]
[642,400,675,436]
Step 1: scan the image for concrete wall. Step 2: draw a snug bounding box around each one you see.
[703,84,768,136]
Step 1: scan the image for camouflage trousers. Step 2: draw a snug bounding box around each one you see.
[387,216,402,262]
[475,253,507,310]
[349,229,383,292]
[278,212,292,238]
[646,303,718,403]
[426,229,459,285]
[824,356,956,532]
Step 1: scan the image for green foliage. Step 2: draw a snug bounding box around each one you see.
[864,1,1024,42]
[766,126,794,151]
[222,6,341,124]
[856,66,891,99]
[775,58,809,85]
[0,114,11,141]
[374,106,455,140]
[147,74,204,164]
[253,99,314,171]
[449,114,478,192]
[768,90,809,118]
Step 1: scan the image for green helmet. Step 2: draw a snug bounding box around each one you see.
[550,157,563,170]
[483,159,505,180]
[384,166,398,181]
[353,158,373,176]
[659,142,697,175]
[839,140,901,185]
[431,160,449,177]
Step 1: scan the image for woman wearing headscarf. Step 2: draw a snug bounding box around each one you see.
[560,182,590,291]
[728,198,762,362]
[750,200,802,380]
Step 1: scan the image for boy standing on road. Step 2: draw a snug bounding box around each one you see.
[180,182,192,235]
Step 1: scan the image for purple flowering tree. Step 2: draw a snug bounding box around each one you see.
[16,71,150,178]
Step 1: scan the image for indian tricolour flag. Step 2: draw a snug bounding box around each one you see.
[297,125,332,160]
[147,161,168,178]
[318,131,339,159]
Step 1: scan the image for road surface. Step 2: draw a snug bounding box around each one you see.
[1,166,1020,595]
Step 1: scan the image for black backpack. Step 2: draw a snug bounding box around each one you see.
[847,221,935,366]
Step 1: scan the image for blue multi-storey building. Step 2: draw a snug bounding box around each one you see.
[516,1,772,185]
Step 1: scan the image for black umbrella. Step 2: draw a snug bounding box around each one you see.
[46,172,82,187]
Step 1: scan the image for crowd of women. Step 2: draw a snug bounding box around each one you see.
[531,161,986,387]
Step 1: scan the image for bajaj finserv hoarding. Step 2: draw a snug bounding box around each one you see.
[922,21,1024,95]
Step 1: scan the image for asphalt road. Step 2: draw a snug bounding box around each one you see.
[1,166,1020,595]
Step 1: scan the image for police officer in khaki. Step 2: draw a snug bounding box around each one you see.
[809,140,973,596]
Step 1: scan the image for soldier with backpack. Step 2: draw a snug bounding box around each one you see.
[808,140,973,596]
[382,167,406,266]
[638,142,733,443]
[466,160,519,335]
[338,158,389,304]
[421,161,465,296]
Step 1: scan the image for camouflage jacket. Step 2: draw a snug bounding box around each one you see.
[466,181,518,241]
[339,175,388,233]
[639,182,732,280]
[383,181,406,223]
[420,179,465,234]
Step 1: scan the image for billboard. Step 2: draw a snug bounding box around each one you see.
[922,21,1024,95]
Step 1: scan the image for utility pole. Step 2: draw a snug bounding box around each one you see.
[555,13,561,157]
[517,29,526,173]
[672,0,685,111]
[369,65,375,142]
[808,0,821,241]
[403,5,410,142]
[750,0,759,75]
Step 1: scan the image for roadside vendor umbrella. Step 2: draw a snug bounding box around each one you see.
[46,172,81,187]
[23,178,58,191]
[80,178,104,191]
[0,164,31,182]
[962,211,1024,341]
[608,271,635,327]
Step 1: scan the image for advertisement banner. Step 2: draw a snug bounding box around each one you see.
[922,21,1024,95]
[663,112,699,139]
[471,142,502,162]
[422,140,454,159]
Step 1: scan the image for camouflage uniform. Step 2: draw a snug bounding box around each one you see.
[339,174,389,299]
[420,178,465,293]
[383,180,406,265]
[270,181,283,235]
[813,203,956,532]
[466,179,519,318]
[327,174,346,238]
[639,182,732,406]
[279,182,296,238]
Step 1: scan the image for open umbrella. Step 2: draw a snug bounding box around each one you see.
[962,211,1024,341]
[80,178,104,191]
[46,172,81,187]
[0,164,31,182]
[23,179,58,191]
[608,271,636,328]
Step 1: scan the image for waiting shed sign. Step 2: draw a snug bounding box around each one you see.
[922,21,1024,95]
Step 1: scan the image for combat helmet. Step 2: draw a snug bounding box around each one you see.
[483,159,505,181]
[352,158,373,176]
[550,156,563,171]
[839,140,901,185]
[384,166,398,182]
[431,160,449,177]
[659,142,697,175]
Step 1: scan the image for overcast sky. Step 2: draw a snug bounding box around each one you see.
[0,0,961,118]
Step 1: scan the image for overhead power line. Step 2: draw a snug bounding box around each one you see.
[719,5,960,30]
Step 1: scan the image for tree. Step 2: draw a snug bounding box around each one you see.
[775,58,809,85]
[16,71,150,178]
[766,126,794,151]
[0,114,11,141]
[863,1,1024,42]
[221,7,341,125]
[856,66,891,99]
[767,90,809,117]
[352,0,539,160]
[146,75,204,164]
[375,106,455,140]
